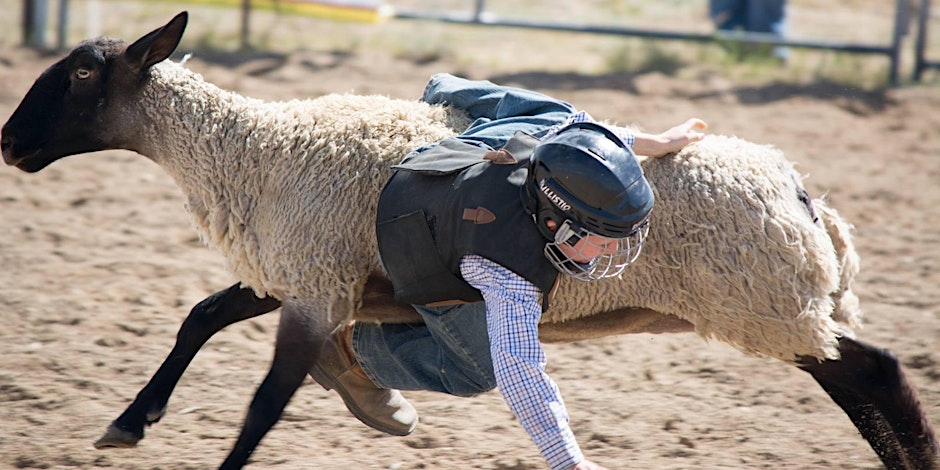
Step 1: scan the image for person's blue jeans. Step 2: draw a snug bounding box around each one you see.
[710,0,786,34]
[353,303,496,397]
[710,0,788,60]
[352,73,575,397]
[412,72,576,152]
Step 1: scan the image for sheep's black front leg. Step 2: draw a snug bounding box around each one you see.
[799,336,939,470]
[94,284,281,449]
[219,301,333,470]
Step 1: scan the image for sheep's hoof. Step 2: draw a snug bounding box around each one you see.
[93,423,143,449]
[146,404,167,424]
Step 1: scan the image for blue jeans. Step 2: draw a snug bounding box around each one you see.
[710,0,786,34]
[353,303,496,397]
[710,0,788,60]
[412,73,576,151]
[353,74,574,397]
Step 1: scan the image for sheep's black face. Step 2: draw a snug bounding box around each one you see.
[3,11,187,172]
[1,41,121,173]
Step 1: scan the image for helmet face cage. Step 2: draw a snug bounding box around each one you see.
[543,218,650,282]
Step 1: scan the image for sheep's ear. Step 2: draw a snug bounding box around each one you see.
[124,11,188,72]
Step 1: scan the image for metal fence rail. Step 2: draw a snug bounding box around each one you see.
[394,0,916,85]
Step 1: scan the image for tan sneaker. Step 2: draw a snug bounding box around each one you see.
[310,323,418,436]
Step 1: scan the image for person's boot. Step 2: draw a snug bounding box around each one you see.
[310,323,418,436]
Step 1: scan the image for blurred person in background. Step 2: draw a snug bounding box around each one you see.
[710,0,789,62]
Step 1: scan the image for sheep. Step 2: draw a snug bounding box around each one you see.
[1,12,936,470]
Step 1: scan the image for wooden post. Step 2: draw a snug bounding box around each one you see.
[240,0,251,50]
[888,0,911,86]
[473,0,486,22]
[57,0,69,50]
[913,0,932,81]
[22,0,31,45]
[23,0,49,47]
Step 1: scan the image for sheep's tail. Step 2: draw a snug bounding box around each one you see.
[815,198,863,334]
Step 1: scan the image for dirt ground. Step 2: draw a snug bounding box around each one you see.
[1,7,939,470]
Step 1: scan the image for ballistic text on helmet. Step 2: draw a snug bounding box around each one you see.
[539,182,571,212]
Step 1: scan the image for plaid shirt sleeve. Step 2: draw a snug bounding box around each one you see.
[460,254,583,470]
[541,110,636,148]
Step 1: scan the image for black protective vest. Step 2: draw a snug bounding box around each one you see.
[376,132,558,306]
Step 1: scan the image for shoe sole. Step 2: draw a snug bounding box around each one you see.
[309,364,417,437]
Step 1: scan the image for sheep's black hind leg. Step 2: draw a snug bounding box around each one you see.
[94,284,281,449]
[219,301,335,470]
[799,336,939,470]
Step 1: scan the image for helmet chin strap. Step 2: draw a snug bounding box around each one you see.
[553,219,579,245]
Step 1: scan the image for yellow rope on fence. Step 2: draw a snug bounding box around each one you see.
[142,0,394,23]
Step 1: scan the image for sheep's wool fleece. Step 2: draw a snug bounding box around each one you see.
[142,61,861,361]
[140,61,470,322]
[546,136,862,361]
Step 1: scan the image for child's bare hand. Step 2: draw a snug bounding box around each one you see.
[656,118,708,156]
[633,118,708,158]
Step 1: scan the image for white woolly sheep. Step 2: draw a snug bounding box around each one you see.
[2,12,936,470]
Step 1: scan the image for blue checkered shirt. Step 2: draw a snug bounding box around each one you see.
[460,255,583,470]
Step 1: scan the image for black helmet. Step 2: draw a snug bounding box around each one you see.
[525,121,654,242]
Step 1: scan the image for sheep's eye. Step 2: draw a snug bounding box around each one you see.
[75,68,91,80]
